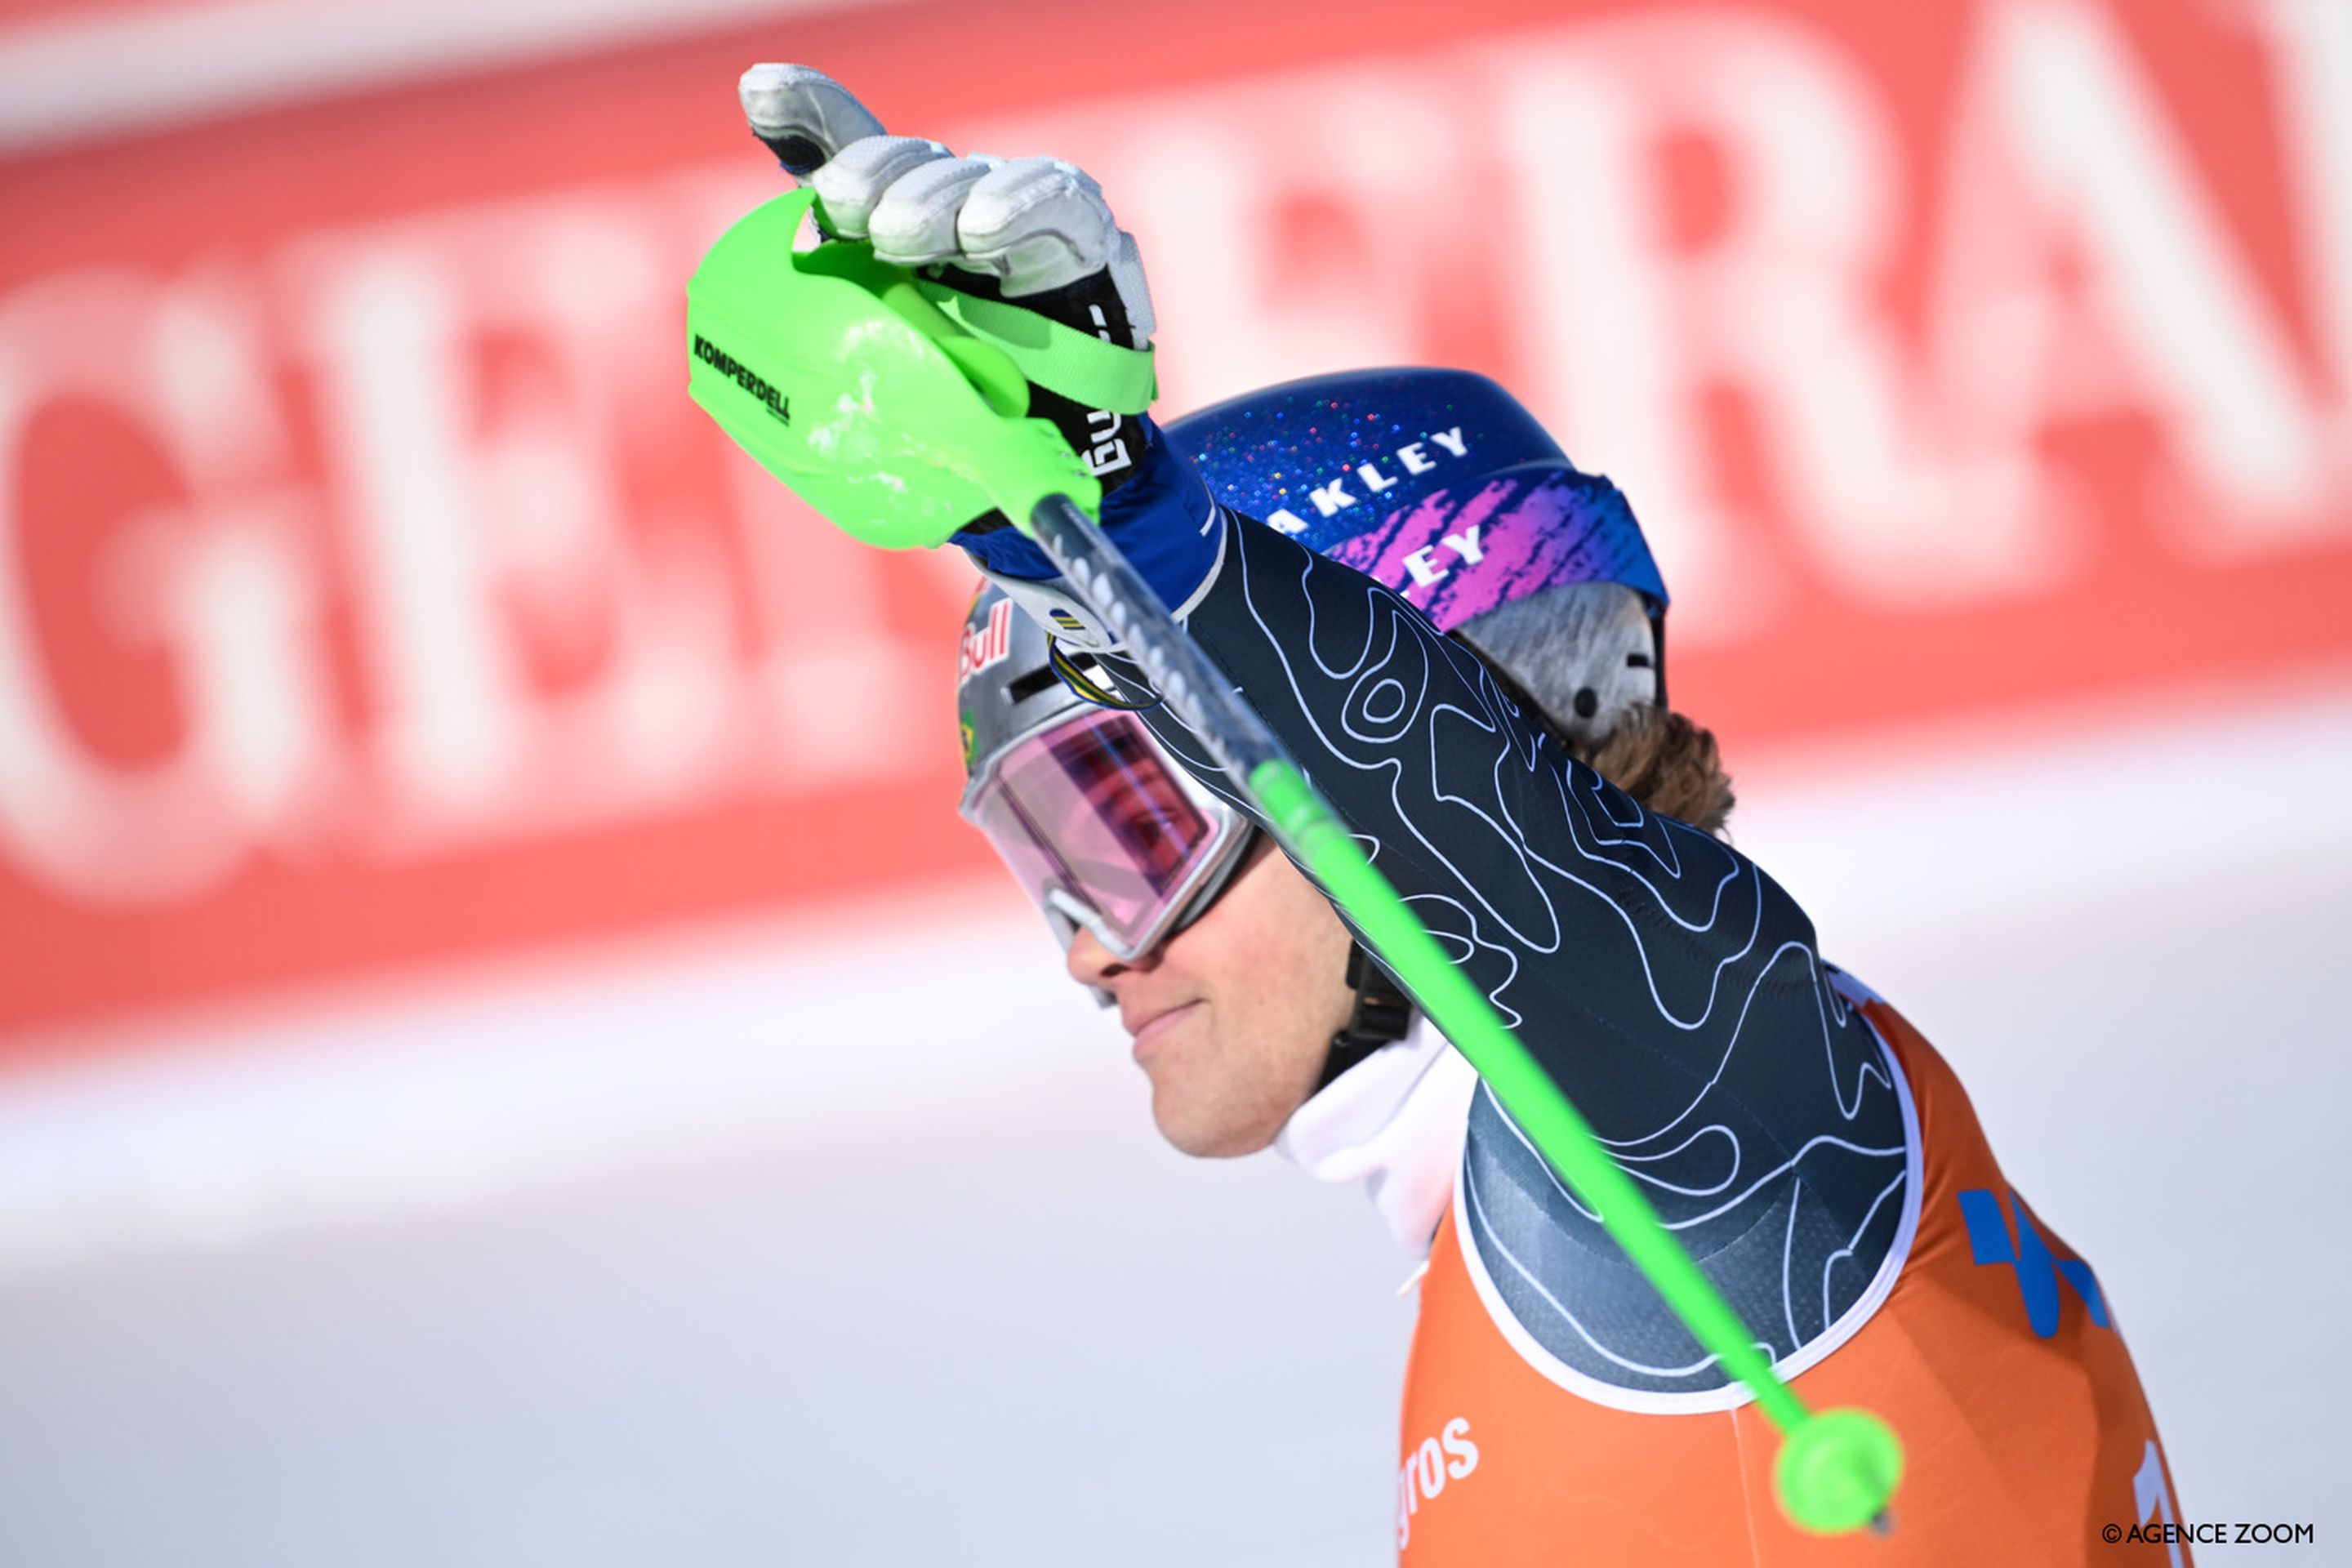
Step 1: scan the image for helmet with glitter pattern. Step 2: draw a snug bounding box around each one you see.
[1163,367,1669,748]
[954,368,1673,1068]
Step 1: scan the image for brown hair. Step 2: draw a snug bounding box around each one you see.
[1462,635,1737,836]
[1450,584,1733,836]
[1567,704,1736,839]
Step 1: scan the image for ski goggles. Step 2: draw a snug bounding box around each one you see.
[960,706,1254,960]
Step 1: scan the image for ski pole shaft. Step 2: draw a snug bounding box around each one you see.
[1022,492,1900,1534]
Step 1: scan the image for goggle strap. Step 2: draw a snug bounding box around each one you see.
[1316,942,1416,1092]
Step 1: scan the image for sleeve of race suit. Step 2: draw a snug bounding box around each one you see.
[978,434,1918,1396]
[953,416,1221,599]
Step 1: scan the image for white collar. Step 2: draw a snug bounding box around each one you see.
[1273,1018,1477,1257]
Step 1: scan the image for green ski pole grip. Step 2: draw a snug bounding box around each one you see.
[681,194,1906,1530]
[687,186,1102,548]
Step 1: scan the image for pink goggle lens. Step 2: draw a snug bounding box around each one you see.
[969,710,1226,953]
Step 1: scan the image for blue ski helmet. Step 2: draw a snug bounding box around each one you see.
[1163,367,1670,740]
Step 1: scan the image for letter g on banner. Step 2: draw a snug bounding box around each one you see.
[0,268,329,904]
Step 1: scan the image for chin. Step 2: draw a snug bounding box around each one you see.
[1150,1093,1285,1160]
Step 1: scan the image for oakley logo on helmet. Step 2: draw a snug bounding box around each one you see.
[1265,427,1472,536]
[1401,524,1486,587]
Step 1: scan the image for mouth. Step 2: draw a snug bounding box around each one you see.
[1127,1000,1203,1060]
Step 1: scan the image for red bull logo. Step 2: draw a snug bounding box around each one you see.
[958,598,1015,684]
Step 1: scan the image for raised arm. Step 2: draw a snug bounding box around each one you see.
[720,65,1914,1395]
[1114,501,1914,1392]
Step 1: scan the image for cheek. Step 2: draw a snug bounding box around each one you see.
[1163,850,1358,1064]
[1230,894,1356,1051]
[1281,888,1357,1010]
[1211,915,1338,1022]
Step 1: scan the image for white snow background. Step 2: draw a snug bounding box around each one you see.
[0,684,2344,1566]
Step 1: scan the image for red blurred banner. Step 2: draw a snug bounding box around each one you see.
[3,0,2348,1042]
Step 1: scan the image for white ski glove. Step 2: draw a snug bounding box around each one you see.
[738,65,1156,479]
[733,64,1219,630]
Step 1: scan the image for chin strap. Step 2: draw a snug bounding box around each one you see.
[1316,942,1414,1092]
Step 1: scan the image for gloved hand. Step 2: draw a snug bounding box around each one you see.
[734,65,1218,617]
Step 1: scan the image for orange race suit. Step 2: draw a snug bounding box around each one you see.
[1030,492,2189,1566]
[1394,972,2186,1565]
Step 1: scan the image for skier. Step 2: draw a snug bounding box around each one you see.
[733,65,2189,1565]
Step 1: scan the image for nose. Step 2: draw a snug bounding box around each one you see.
[1064,924,1131,991]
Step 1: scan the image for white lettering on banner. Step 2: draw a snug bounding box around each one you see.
[991,67,1459,408]
[1487,4,2342,617]
[1486,41,1745,635]
[5,14,2346,927]
[1492,16,1998,621]
[2246,0,2352,461]
[298,246,535,817]
[0,269,333,903]
[0,173,934,906]
[969,24,2332,630]
[1929,0,2337,555]
[672,163,933,789]
[283,189,923,849]
[739,471,930,790]
[294,198,806,836]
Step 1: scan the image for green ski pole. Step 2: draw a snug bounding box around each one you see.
[1018,491,1900,1536]
[687,187,1904,1535]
